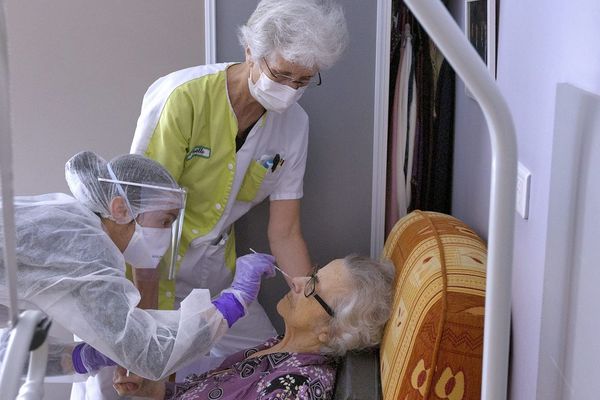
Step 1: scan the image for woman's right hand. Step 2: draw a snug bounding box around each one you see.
[112,366,166,399]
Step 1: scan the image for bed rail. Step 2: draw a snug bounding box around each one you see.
[401,0,517,398]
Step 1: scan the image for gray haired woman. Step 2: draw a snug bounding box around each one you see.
[126,1,349,398]
[114,255,394,399]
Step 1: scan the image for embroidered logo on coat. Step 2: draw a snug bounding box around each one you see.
[186,145,211,160]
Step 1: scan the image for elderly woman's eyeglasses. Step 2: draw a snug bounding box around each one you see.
[304,266,335,317]
[262,58,322,88]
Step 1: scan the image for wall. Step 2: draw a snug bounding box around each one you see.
[451,0,600,398]
[546,83,600,399]
[6,0,205,196]
[4,1,204,398]
[214,1,377,332]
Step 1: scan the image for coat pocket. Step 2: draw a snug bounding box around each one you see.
[236,160,268,202]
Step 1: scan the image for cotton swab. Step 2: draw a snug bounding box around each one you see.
[248,248,292,279]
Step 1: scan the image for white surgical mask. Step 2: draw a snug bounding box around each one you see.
[123,221,172,268]
[102,163,188,278]
[248,72,306,113]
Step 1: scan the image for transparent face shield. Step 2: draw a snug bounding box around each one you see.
[98,177,187,280]
[168,190,187,280]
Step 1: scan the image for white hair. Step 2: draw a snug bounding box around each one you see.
[238,0,349,70]
[322,255,395,356]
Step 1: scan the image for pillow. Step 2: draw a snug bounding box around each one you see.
[380,211,486,400]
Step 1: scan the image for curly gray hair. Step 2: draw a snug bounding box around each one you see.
[322,255,395,356]
[238,0,349,70]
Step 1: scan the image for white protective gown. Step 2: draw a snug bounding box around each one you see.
[0,193,228,381]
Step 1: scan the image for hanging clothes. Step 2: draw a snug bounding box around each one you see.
[408,29,434,212]
[426,58,455,213]
[386,0,455,232]
[404,60,417,209]
[385,23,417,236]
[386,8,404,236]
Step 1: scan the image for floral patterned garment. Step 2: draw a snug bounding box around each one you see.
[164,336,337,400]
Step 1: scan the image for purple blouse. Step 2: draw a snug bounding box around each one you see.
[164,336,337,400]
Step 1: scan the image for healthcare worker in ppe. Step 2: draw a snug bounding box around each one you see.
[130,0,350,375]
[0,151,275,397]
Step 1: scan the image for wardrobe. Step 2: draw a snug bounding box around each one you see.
[384,0,456,238]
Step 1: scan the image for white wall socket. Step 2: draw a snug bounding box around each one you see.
[516,162,531,219]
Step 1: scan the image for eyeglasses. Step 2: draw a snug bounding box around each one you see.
[262,58,322,88]
[304,265,335,317]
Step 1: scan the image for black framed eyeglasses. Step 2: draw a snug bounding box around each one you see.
[304,266,335,317]
[262,57,322,88]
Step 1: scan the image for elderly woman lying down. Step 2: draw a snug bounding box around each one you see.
[112,254,394,400]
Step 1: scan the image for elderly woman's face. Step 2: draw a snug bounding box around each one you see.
[277,258,350,330]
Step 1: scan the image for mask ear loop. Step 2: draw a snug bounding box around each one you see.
[100,168,187,281]
[106,163,136,223]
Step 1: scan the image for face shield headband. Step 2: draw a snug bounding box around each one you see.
[99,167,187,281]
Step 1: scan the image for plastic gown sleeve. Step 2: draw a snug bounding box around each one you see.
[2,194,229,381]
[38,279,227,380]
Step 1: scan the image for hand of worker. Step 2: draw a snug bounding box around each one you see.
[72,343,116,374]
[231,252,276,305]
[212,253,275,327]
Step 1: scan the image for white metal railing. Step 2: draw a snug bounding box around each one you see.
[401,0,517,399]
[0,0,18,330]
[370,0,392,258]
[0,310,50,400]
[0,1,50,398]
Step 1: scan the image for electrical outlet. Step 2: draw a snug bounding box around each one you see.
[516,163,531,219]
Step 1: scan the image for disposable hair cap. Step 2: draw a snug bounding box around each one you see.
[65,151,184,221]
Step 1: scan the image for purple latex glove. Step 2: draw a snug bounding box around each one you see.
[231,253,276,305]
[72,343,116,374]
[212,291,245,327]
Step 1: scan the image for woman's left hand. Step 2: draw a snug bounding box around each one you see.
[113,366,165,399]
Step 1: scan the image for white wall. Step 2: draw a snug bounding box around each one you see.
[545,83,600,399]
[6,0,205,196]
[452,0,600,398]
[5,1,204,398]
[449,0,491,238]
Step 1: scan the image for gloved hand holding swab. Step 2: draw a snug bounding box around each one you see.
[248,248,291,279]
